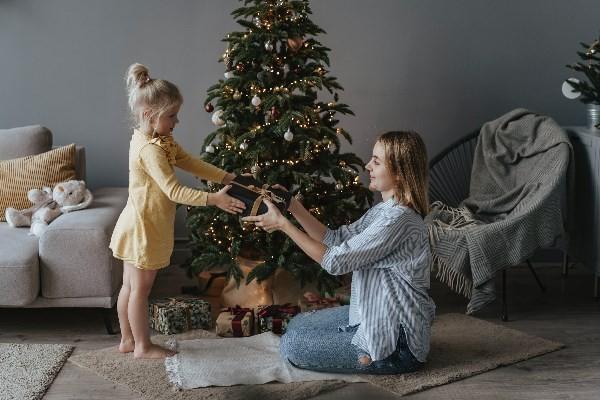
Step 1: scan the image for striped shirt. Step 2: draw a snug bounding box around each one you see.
[321,197,436,362]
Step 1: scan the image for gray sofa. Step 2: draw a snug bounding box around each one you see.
[0,125,128,333]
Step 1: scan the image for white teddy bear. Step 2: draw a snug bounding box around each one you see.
[5,180,93,236]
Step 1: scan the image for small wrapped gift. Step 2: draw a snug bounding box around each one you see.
[228,175,292,217]
[216,306,255,337]
[257,304,300,335]
[298,292,342,312]
[148,297,211,335]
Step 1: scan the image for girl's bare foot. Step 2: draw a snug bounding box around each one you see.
[133,344,177,359]
[118,338,135,353]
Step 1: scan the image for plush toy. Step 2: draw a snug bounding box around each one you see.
[5,180,93,236]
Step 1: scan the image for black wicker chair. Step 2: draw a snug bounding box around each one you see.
[428,128,568,321]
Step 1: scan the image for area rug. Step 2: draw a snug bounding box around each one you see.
[69,313,564,399]
[0,343,74,400]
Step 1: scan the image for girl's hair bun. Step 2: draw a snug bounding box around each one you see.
[126,63,151,93]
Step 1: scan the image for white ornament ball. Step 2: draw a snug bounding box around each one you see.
[211,110,225,126]
[240,142,248,150]
[205,144,215,153]
[224,71,235,79]
[562,78,581,100]
[265,41,274,51]
[335,182,344,190]
[251,95,262,106]
[284,127,294,141]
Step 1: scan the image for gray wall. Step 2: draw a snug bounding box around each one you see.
[1,0,599,236]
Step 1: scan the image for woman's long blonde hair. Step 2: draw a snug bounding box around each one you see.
[376,131,429,217]
[125,63,183,133]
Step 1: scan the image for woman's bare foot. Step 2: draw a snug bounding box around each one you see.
[118,338,135,353]
[133,343,177,359]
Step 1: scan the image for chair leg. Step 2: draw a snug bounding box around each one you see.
[501,269,508,322]
[103,306,120,335]
[562,251,569,277]
[526,259,546,292]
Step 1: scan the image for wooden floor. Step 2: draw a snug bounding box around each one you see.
[1,261,599,400]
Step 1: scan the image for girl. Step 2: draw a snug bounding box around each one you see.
[242,131,435,374]
[109,63,246,359]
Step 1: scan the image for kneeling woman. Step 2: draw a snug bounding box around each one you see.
[242,131,435,374]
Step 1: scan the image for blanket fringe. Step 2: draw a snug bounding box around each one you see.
[431,253,473,299]
[427,201,478,299]
[164,339,183,390]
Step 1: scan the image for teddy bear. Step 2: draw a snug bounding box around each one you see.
[5,180,93,237]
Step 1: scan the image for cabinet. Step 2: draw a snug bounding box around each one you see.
[565,126,600,297]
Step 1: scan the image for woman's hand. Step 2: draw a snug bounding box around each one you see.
[207,185,246,214]
[271,184,300,213]
[241,199,288,233]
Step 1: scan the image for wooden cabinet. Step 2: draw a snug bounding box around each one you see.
[565,126,600,297]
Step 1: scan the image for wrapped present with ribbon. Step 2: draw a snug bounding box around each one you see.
[256,303,300,335]
[228,175,292,217]
[215,306,255,337]
[148,296,211,335]
[298,291,342,312]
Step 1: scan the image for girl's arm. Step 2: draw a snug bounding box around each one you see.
[174,142,229,184]
[140,143,244,214]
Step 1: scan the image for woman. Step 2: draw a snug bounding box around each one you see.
[242,131,435,374]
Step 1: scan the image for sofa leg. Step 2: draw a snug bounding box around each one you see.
[103,306,120,335]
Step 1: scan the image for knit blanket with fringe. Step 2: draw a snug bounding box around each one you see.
[425,108,573,314]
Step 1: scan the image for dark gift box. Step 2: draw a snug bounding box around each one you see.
[228,175,292,217]
[257,303,300,335]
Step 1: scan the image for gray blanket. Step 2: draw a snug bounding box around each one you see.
[426,108,573,314]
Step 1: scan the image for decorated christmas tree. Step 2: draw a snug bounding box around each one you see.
[183,0,373,294]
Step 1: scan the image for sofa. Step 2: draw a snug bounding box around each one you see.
[0,125,129,333]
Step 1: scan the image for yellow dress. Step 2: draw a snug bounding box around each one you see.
[109,129,227,270]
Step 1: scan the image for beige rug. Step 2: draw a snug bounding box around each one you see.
[0,343,74,400]
[69,313,564,399]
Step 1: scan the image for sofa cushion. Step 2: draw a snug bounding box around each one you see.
[0,223,40,306]
[0,144,77,221]
[0,125,52,160]
[39,187,128,299]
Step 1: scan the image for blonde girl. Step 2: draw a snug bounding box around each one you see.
[243,131,435,374]
[109,63,246,359]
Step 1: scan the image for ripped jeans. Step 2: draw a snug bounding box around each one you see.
[280,305,423,374]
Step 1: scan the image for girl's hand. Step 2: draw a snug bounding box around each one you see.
[208,185,246,214]
[241,199,287,233]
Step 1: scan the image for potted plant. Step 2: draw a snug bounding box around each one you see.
[565,35,600,130]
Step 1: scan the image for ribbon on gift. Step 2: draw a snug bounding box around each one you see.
[230,181,286,216]
[223,305,254,337]
[258,304,300,334]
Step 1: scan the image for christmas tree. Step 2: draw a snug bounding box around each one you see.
[183,0,373,294]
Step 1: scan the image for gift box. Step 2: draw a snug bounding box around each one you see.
[228,175,292,217]
[298,292,342,312]
[148,297,211,335]
[257,304,300,335]
[216,306,255,337]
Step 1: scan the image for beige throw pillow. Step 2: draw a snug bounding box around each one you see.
[0,144,77,221]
